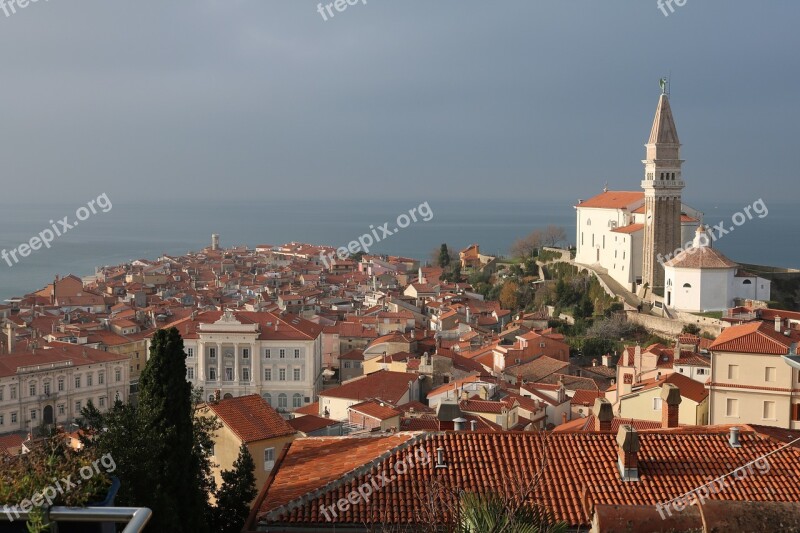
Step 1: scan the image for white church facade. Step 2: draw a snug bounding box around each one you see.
[575,89,770,312]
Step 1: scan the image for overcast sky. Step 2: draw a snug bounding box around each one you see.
[0,1,797,206]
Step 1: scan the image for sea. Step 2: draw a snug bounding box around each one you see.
[0,199,796,301]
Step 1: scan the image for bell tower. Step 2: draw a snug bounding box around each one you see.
[641,87,684,295]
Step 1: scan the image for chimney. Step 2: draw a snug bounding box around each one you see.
[594,398,614,431]
[729,426,742,448]
[661,383,682,428]
[453,417,467,431]
[592,358,598,367]
[601,354,610,367]
[634,344,642,377]
[435,447,447,469]
[470,419,477,431]
[460,390,469,401]
[561,412,568,425]
[616,425,640,481]
[3,322,15,354]
[775,316,782,333]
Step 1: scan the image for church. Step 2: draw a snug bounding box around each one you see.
[574,90,770,312]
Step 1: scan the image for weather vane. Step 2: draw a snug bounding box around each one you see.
[659,76,670,96]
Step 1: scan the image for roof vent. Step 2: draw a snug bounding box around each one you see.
[435,447,447,469]
[470,419,477,431]
[453,417,467,431]
[729,426,742,448]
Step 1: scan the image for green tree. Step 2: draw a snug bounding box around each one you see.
[212,444,258,533]
[82,328,217,533]
[459,491,567,533]
[438,243,451,268]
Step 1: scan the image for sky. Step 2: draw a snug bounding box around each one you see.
[0,1,797,207]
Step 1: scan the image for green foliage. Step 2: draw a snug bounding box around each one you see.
[211,444,258,533]
[0,427,114,532]
[459,491,568,533]
[681,323,701,335]
[81,328,220,533]
[440,262,462,283]
[438,244,451,268]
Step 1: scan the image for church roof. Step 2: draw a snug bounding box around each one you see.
[576,191,643,209]
[648,93,680,145]
[664,246,738,269]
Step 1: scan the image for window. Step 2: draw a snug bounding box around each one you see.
[187,368,195,380]
[75,401,81,413]
[727,365,739,380]
[293,393,302,408]
[10,386,17,400]
[115,369,122,382]
[0,415,3,426]
[87,374,93,387]
[344,361,351,369]
[354,362,361,369]
[99,397,106,408]
[30,409,37,421]
[225,368,233,381]
[243,367,250,381]
[29,382,36,397]
[97,372,104,385]
[765,367,777,383]
[208,394,215,402]
[264,368,272,381]
[792,404,800,422]
[0,387,3,401]
[187,348,194,358]
[293,368,301,381]
[696,368,709,376]
[294,349,300,359]
[11,412,17,424]
[763,401,776,420]
[279,369,286,381]
[653,397,662,411]
[265,349,271,359]
[209,367,217,381]
[58,405,65,416]
[44,382,51,395]
[243,348,250,359]
[280,349,286,359]
[210,348,217,359]
[75,375,81,389]
[726,398,739,417]
[264,448,275,471]
[263,393,272,405]
[683,283,692,289]
[57,377,65,391]
[278,394,287,409]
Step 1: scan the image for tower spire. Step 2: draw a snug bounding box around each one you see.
[641,88,685,296]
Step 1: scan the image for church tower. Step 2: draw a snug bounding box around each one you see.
[641,90,684,295]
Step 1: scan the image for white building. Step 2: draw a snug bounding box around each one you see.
[164,310,324,413]
[575,92,702,293]
[663,227,771,312]
[0,343,129,435]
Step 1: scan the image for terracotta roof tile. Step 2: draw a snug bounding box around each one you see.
[205,394,296,443]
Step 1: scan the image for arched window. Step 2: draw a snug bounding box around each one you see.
[743,279,752,285]
[293,393,302,408]
[683,283,692,289]
[667,279,673,287]
[586,219,592,226]
[278,393,287,408]
[263,392,272,405]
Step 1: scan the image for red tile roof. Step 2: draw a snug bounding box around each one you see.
[287,415,339,434]
[710,321,800,355]
[252,427,800,529]
[319,370,419,404]
[204,394,296,443]
[576,191,644,210]
[348,400,401,421]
